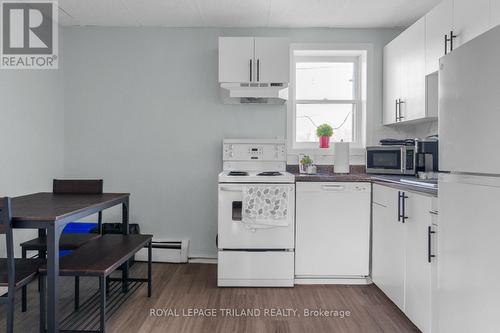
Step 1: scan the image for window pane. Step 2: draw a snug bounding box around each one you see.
[296,104,354,143]
[296,62,355,100]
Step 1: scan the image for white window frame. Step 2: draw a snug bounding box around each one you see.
[287,43,370,158]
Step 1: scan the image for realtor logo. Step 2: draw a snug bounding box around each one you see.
[1,0,58,69]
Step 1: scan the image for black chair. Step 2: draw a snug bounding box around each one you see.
[0,197,44,333]
[20,179,104,311]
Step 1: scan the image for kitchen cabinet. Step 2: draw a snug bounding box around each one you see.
[218,37,289,83]
[383,17,431,125]
[383,35,403,125]
[425,0,453,74]
[372,185,405,310]
[254,38,290,83]
[372,184,438,332]
[405,193,436,333]
[452,0,490,48]
[295,182,370,280]
[492,0,500,28]
[400,17,427,123]
[218,37,254,83]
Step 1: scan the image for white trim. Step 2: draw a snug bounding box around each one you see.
[294,276,372,285]
[189,257,217,264]
[287,43,373,161]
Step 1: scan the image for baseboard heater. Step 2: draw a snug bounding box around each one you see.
[136,239,189,263]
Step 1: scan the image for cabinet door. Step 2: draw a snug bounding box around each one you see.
[425,0,453,74]
[405,193,433,333]
[218,37,254,83]
[453,0,490,48]
[372,185,405,311]
[254,38,290,83]
[492,0,500,28]
[400,17,426,122]
[383,37,402,125]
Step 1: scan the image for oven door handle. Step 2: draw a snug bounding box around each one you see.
[220,186,243,192]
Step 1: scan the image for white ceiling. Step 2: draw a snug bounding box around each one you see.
[58,0,441,29]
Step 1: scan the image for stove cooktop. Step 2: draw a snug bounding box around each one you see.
[218,170,295,183]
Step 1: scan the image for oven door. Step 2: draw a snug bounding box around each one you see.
[218,183,295,249]
[366,148,403,174]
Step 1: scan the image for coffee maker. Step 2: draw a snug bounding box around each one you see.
[415,138,439,173]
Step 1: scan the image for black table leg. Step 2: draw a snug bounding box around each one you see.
[39,275,46,333]
[46,224,63,333]
[122,199,129,293]
[74,276,80,311]
[22,247,27,312]
[148,241,152,297]
[100,276,107,333]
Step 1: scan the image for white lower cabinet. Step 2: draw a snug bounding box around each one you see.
[372,185,405,310]
[372,184,437,333]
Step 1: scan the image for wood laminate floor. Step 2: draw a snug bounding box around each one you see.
[0,263,420,333]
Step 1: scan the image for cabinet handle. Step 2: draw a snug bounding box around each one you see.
[321,185,345,191]
[249,59,252,82]
[429,210,439,215]
[257,59,260,82]
[398,191,408,223]
[444,33,448,55]
[398,99,405,120]
[445,31,457,55]
[428,226,436,263]
[450,30,457,52]
[398,191,402,221]
[395,99,399,122]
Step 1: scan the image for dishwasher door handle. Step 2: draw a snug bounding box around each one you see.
[321,185,346,191]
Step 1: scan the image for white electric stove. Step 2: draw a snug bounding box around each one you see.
[217,139,295,287]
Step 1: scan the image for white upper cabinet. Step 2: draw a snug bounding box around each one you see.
[254,38,290,83]
[452,0,491,48]
[425,0,453,74]
[491,0,500,28]
[218,37,254,83]
[401,17,426,122]
[383,17,428,125]
[383,37,403,125]
[218,37,289,83]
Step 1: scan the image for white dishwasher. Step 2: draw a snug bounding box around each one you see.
[295,182,371,283]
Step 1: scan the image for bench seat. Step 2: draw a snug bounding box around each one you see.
[39,234,152,277]
[20,233,101,252]
[0,258,45,288]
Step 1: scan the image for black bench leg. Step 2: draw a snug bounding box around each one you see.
[21,248,27,312]
[99,276,106,333]
[40,275,46,333]
[148,241,152,298]
[7,293,14,333]
[98,211,103,234]
[106,276,110,295]
[121,262,129,293]
[74,276,80,311]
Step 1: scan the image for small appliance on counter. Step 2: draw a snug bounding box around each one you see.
[366,137,438,175]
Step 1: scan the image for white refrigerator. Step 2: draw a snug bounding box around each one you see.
[438,25,500,333]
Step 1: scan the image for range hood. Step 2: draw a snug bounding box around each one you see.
[220,82,289,104]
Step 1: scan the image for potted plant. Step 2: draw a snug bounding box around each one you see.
[299,155,313,174]
[316,124,333,148]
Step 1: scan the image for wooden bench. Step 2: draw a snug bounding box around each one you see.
[39,234,153,333]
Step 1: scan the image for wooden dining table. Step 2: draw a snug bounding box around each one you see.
[11,192,130,333]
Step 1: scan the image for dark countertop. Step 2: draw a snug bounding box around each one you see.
[287,166,438,196]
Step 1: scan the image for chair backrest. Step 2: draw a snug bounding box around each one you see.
[0,197,15,294]
[53,179,103,194]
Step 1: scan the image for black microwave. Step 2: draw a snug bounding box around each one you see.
[366,146,416,175]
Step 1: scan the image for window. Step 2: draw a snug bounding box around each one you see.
[289,46,365,151]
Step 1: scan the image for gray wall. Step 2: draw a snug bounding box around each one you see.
[62,27,403,258]
[0,65,64,255]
